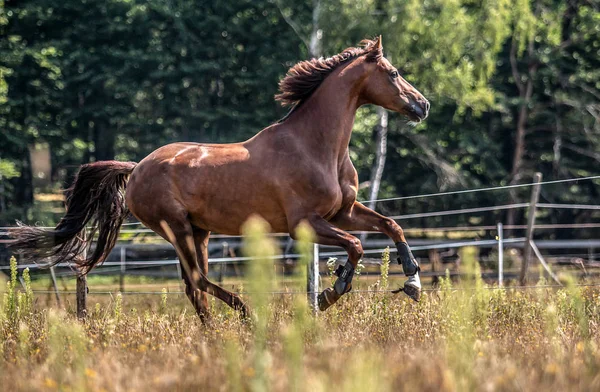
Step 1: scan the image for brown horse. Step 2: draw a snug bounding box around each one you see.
[9,36,428,319]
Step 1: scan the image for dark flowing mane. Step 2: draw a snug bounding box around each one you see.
[275,38,383,108]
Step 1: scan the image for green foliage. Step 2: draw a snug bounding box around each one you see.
[378,0,513,114]
[1,256,33,326]
[0,0,598,236]
[511,0,536,55]
[294,221,314,281]
[3,256,19,323]
[21,267,33,316]
[0,159,19,179]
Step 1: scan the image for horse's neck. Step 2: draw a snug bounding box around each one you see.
[289,81,359,165]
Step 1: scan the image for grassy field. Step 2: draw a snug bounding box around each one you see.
[2,220,600,391]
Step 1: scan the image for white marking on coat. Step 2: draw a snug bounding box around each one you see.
[190,147,210,167]
[169,146,195,164]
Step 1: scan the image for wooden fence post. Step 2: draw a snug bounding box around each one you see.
[76,274,87,319]
[307,244,319,314]
[530,241,561,285]
[520,172,542,285]
[76,242,87,319]
[429,249,442,286]
[497,222,504,287]
[175,261,183,290]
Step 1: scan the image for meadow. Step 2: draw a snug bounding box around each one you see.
[2,220,600,391]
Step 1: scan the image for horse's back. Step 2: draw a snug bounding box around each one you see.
[126,141,288,234]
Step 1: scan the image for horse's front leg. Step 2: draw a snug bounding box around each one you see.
[330,202,421,301]
[290,214,364,311]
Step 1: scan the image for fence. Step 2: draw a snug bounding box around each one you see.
[1,173,599,315]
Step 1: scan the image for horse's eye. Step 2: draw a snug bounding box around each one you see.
[390,70,399,79]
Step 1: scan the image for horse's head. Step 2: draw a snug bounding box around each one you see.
[359,36,429,123]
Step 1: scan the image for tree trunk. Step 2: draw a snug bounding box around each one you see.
[506,37,537,234]
[15,150,34,208]
[366,107,388,211]
[361,108,388,242]
[553,106,562,177]
[309,0,322,58]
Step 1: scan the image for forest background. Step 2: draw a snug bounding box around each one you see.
[0,0,598,238]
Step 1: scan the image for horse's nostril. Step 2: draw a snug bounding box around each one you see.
[410,103,425,119]
[425,100,430,112]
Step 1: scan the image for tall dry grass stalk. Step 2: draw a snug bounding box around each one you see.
[242,215,278,391]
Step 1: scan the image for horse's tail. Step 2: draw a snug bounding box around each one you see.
[8,161,137,274]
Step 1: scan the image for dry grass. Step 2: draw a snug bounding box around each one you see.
[3,278,600,391]
[3,221,600,391]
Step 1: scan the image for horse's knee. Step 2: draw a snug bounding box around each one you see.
[383,217,405,240]
[382,217,397,230]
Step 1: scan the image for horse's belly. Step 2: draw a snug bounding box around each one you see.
[177,168,288,234]
[188,201,289,235]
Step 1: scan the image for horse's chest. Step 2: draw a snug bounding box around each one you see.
[322,192,343,220]
[309,181,344,220]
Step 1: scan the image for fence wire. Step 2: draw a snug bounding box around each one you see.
[2,173,598,231]
[363,174,600,203]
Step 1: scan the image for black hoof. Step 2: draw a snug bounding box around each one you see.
[403,284,421,302]
[317,288,336,311]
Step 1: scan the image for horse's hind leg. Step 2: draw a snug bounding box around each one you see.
[190,227,210,317]
[190,226,249,318]
[154,217,210,321]
[158,218,249,320]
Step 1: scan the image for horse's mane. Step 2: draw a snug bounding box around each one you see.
[275,38,383,109]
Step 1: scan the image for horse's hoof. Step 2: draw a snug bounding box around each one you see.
[317,288,336,311]
[197,310,212,325]
[234,300,251,321]
[403,284,421,302]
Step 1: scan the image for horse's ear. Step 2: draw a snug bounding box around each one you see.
[363,36,383,62]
